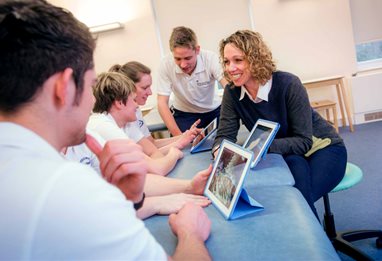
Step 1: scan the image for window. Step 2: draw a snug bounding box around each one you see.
[349,0,382,71]
[356,40,382,63]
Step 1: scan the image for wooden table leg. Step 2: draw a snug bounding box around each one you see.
[332,105,339,133]
[335,84,347,127]
[339,78,354,132]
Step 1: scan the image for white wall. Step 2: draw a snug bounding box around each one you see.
[349,0,382,44]
[49,0,161,107]
[152,0,252,56]
[251,0,357,81]
[351,69,382,124]
[251,0,358,123]
[49,0,360,117]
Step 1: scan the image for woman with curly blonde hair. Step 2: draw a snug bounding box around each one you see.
[213,30,347,218]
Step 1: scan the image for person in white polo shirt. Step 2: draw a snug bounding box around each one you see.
[87,72,183,176]
[0,1,211,260]
[157,26,228,136]
[111,61,201,154]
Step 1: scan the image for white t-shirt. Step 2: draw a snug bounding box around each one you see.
[124,108,151,142]
[87,113,144,142]
[0,122,166,260]
[157,49,224,113]
[64,143,101,174]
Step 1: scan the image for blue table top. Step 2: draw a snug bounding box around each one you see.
[144,186,339,260]
[144,147,339,260]
[143,109,295,187]
[170,150,295,187]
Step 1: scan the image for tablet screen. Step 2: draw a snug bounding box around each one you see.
[207,144,249,209]
[244,125,273,158]
[191,118,217,148]
[242,119,279,168]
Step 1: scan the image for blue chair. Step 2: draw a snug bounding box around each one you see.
[323,163,382,260]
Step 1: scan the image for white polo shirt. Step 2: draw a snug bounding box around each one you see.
[124,108,151,142]
[157,49,224,113]
[64,143,101,174]
[87,113,144,142]
[0,122,166,260]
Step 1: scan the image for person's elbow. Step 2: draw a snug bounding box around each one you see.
[299,135,313,154]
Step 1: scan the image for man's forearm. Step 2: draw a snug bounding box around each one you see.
[117,178,145,203]
[158,103,182,136]
[171,232,211,261]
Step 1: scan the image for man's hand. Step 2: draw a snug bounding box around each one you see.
[169,202,211,242]
[186,165,213,195]
[86,135,147,202]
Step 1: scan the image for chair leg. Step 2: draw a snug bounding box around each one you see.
[377,237,382,248]
[323,194,382,260]
[323,194,337,239]
[333,237,374,261]
[340,230,382,243]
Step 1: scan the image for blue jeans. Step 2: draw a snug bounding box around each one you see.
[172,106,221,132]
[283,144,347,218]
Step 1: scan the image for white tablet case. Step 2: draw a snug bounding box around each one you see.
[242,119,280,169]
[204,140,264,220]
[190,118,218,154]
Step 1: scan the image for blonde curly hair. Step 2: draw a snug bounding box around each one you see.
[219,30,276,86]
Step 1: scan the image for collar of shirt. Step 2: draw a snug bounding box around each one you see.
[175,54,205,75]
[105,112,120,126]
[239,77,273,103]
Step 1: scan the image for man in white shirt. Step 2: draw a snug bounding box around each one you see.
[0,1,211,260]
[157,26,228,136]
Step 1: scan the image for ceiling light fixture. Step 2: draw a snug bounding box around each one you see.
[89,22,124,34]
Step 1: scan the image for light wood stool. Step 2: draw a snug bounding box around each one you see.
[311,100,339,133]
[303,76,353,132]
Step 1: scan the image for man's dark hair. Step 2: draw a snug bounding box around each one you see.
[0,0,96,112]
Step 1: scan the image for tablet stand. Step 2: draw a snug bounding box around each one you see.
[230,188,264,220]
